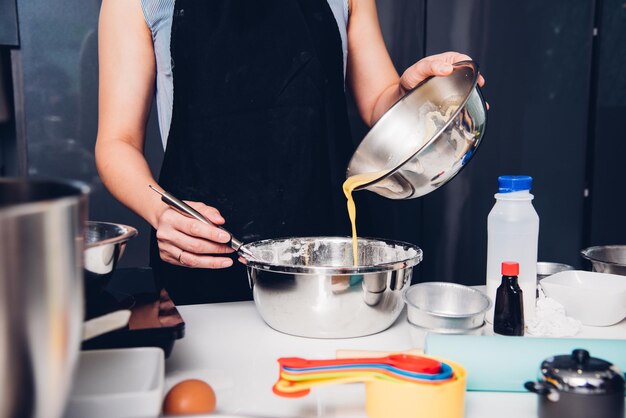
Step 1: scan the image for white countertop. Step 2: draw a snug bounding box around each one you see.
[164,301,626,418]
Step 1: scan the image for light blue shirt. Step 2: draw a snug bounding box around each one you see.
[140,0,350,148]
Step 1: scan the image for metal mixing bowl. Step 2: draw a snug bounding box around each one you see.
[581,245,626,276]
[0,178,89,418]
[537,262,575,281]
[85,221,138,278]
[346,60,487,199]
[243,237,422,338]
[84,221,138,318]
[403,282,491,331]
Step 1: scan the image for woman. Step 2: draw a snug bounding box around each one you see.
[96,0,484,304]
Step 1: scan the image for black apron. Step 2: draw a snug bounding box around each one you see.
[150,0,353,304]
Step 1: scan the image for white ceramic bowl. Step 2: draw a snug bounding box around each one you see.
[540,270,626,326]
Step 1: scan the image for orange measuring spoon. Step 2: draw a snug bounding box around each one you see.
[277,354,442,374]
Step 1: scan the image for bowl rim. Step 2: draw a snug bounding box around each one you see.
[581,245,626,267]
[403,281,492,318]
[407,318,486,334]
[0,177,90,216]
[539,269,626,292]
[85,221,138,249]
[242,236,423,274]
[346,60,482,191]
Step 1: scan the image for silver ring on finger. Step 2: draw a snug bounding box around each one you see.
[178,250,186,266]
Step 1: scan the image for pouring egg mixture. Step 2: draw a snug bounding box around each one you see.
[343,104,458,265]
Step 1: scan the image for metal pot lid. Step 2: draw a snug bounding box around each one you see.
[540,349,625,394]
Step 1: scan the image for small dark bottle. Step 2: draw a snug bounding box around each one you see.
[493,261,524,336]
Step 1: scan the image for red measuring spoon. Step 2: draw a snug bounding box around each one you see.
[278,354,442,374]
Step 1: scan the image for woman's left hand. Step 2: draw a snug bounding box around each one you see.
[346,0,488,125]
[399,51,486,95]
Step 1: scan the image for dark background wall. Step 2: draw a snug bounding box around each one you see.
[587,0,626,249]
[1,0,624,285]
[420,0,595,282]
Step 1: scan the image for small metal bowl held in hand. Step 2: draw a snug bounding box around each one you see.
[243,237,422,338]
[346,60,487,199]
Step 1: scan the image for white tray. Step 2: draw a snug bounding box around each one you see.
[65,347,164,418]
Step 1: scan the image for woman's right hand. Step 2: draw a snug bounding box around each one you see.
[155,201,235,268]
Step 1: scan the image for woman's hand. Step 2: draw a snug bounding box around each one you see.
[155,201,235,268]
[399,51,486,95]
[347,0,487,125]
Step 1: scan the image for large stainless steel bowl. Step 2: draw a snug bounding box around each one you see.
[243,237,422,338]
[0,178,89,418]
[581,245,626,276]
[346,60,487,199]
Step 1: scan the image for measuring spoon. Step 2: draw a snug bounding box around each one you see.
[278,354,441,374]
[281,361,454,380]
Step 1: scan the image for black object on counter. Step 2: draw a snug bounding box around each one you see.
[493,261,524,336]
[525,349,625,418]
[82,267,185,358]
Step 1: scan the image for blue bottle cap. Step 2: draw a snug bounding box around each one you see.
[498,175,532,193]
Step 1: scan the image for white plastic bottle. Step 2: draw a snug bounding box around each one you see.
[486,176,539,324]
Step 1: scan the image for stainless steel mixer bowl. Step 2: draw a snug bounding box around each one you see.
[346,60,487,199]
[403,282,491,331]
[0,178,89,418]
[243,237,422,338]
[581,245,626,276]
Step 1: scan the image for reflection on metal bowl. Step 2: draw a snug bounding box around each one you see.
[84,221,137,318]
[243,237,422,338]
[0,178,89,418]
[581,245,626,276]
[346,60,487,199]
[403,282,491,331]
[408,321,485,351]
[536,262,575,281]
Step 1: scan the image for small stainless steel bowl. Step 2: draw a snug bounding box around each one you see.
[581,245,626,276]
[85,221,138,276]
[84,221,138,317]
[403,282,491,331]
[537,262,575,281]
[243,237,422,338]
[346,60,487,199]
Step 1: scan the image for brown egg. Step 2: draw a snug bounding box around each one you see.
[163,379,217,416]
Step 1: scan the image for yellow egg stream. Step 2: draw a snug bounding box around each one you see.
[342,171,386,266]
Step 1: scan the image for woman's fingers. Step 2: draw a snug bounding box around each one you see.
[158,227,234,255]
[400,51,487,92]
[400,59,451,91]
[156,200,236,269]
[159,205,231,244]
[158,240,234,269]
[186,201,226,225]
